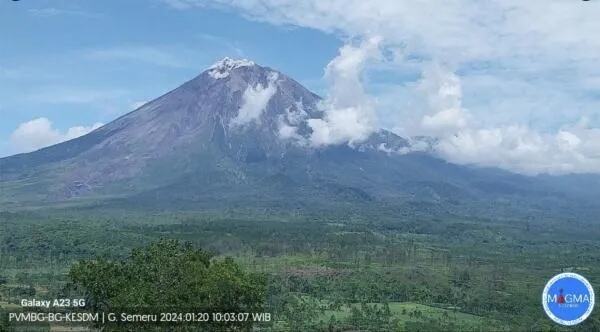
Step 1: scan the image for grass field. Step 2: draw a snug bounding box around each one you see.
[319,302,500,331]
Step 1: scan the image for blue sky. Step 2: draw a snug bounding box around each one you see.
[2,0,600,174]
[0,0,340,156]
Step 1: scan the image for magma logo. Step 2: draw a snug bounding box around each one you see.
[542,272,595,326]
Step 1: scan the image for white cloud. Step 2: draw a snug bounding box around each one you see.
[9,118,103,154]
[166,0,600,174]
[421,108,468,136]
[388,64,471,144]
[278,119,303,142]
[417,64,470,136]
[230,72,278,127]
[174,1,600,67]
[277,103,309,144]
[436,123,600,175]
[410,66,600,175]
[308,37,380,147]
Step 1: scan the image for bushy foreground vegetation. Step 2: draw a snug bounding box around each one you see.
[69,239,266,330]
[1,209,599,331]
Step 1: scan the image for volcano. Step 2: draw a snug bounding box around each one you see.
[1,58,599,220]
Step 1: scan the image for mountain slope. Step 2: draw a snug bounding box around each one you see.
[1,58,599,221]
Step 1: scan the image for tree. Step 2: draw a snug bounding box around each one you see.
[69,239,266,330]
[278,295,322,332]
[347,303,398,331]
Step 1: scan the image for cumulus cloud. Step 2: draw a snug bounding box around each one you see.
[417,64,470,136]
[414,67,600,175]
[437,123,600,175]
[278,119,302,141]
[164,0,600,69]
[9,118,103,154]
[166,0,600,174]
[308,37,380,147]
[230,72,278,127]
[276,102,309,144]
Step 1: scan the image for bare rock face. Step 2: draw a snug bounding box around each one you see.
[1,59,321,198]
[1,58,599,221]
[0,58,408,199]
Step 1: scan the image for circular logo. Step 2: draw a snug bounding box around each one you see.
[542,272,595,326]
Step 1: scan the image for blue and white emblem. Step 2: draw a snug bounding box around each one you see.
[542,272,595,326]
